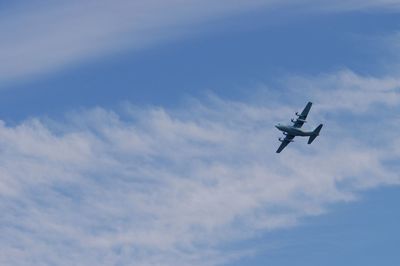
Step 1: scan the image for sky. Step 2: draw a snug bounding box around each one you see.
[0,1,399,265]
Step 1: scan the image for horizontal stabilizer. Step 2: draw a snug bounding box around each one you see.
[308,124,323,144]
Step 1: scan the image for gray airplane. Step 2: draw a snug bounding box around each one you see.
[275,102,323,153]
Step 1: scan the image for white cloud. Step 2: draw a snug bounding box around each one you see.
[1,0,400,85]
[0,0,276,85]
[286,69,400,112]
[0,70,399,265]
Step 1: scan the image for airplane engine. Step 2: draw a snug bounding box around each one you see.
[279,137,293,142]
[292,118,307,123]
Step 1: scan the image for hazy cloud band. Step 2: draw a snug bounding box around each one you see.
[0,70,399,265]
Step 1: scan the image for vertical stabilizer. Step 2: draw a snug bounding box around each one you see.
[308,124,323,144]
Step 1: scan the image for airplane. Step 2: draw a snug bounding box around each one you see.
[275,102,323,153]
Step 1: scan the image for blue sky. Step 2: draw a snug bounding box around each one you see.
[0,1,400,265]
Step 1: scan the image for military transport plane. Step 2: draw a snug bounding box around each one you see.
[275,102,323,153]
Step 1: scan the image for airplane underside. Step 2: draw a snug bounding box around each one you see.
[275,102,323,153]
[282,128,313,137]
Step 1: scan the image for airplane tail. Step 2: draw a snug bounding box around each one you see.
[308,124,323,144]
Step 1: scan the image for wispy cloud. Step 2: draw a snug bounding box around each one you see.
[0,70,399,265]
[1,0,400,85]
[0,0,273,85]
[286,70,400,112]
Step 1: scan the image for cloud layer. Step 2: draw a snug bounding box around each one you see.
[0,70,399,265]
[1,0,400,85]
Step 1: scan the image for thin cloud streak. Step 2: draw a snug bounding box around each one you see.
[1,0,400,85]
[0,70,399,265]
[0,0,274,85]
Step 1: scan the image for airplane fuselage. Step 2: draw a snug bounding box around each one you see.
[275,124,314,137]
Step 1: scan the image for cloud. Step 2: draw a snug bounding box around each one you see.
[0,70,399,265]
[285,69,400,112]
[0,0,275,85]
[1,0,400,86]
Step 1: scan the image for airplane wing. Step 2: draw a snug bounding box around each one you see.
[276,134,295,153]
[292,101,312,128]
